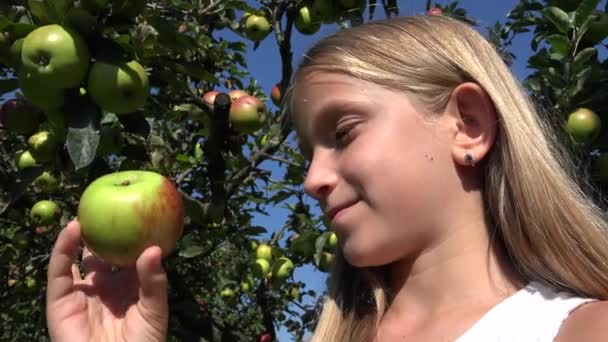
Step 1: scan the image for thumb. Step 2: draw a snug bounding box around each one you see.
[136,246,169,325]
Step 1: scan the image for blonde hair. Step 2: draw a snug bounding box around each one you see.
[284,15,608,342]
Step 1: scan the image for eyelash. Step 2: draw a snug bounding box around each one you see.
[335,124,356,147]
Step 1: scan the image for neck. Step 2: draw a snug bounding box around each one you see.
[380,192,526,326]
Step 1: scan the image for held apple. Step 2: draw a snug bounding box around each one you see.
[270,84,282,106]
[87,60,150,114]
[16,151,38,170]
[77,170,184,267]
[0,99,43,135]
[565,107,601,144]
[229,95,266,134]
[17,69,65,110]
[21,25,90,89]
[256,243,273,261]
[30,200,60,226]
[244,13,271,42]
[295,5,321,35]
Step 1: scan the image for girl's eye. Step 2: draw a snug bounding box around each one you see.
[335,125,356,147]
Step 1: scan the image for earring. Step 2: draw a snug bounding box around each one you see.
[464,152,475,165]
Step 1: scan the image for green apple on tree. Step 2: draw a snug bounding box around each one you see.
[28,131,57,162]
[241,276,254,292]
[256,243,273,261]
[17,69,65,110]
[77,170,184,267]
[16,150,38,170]
[34,171,59,193]
[253,258,271,278]
[244,13,271,42]
[220,288,235,300]
[328,231,338,249]
[318,251,334,272]
[229,95,266,134]
[0,99,43,135]
[565,107,601,144]
[87,60,150,114]
[21,24,90,89]
[271,257,294,287]
[295,5,321,35]
[30,200,60,226]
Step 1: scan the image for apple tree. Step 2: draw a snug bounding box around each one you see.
[0,0,404,341]
[1,0,606,341]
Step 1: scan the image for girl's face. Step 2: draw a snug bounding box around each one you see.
[292,71,463,267]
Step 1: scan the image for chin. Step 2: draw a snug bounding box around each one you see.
[342,243,392,268]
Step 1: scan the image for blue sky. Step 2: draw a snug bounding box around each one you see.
[224,1,540,340]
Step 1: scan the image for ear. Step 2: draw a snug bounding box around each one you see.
[444,82,498,167]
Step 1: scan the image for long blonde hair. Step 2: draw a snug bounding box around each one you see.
[284,15,608,342]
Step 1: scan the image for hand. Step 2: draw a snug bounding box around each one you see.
[46,220,169,342]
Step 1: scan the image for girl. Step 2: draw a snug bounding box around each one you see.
[46,14,608,341]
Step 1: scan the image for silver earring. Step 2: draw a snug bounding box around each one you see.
[465,153,475,165]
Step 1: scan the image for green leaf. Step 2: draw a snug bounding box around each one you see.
[545,34,570,56]
[574,47,597,71]
[66,126,100,170]
[27,0,72,24]
[181,192,206,225]
[241,226,268,236]
[575,0,601,26]
[542,7,573,34]
[179,244,204,258]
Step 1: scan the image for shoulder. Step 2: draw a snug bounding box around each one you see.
[555,300,608,342]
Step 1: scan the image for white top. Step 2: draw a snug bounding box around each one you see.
[456,281,597,342]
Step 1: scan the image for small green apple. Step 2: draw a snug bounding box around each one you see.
[0,98,43,135]
[295,5,321,35]
[229,95,266,134]
[565,107,601,144]
[87,60,150,114]
[271,257,294,287]
[220,288,235,299]
[241,276,254,292]
[256,243,273,261]
[28,131,57,162]
[16,150,38,170]
[30,200,60,226]
[34,171,59,193]
[328,231,338,249]
[17,69,65,110]
[21,24,90,89]
[244,13,271,42]
[77,170,184,267]
[253,258,271,278]
[318,251,334,272]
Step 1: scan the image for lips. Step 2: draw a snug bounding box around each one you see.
[326,200,358,221]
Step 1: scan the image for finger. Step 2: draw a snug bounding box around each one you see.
[81,245,113,276]
[47,221,82,304]
[136,246,169,325]
[71,264,82,281]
